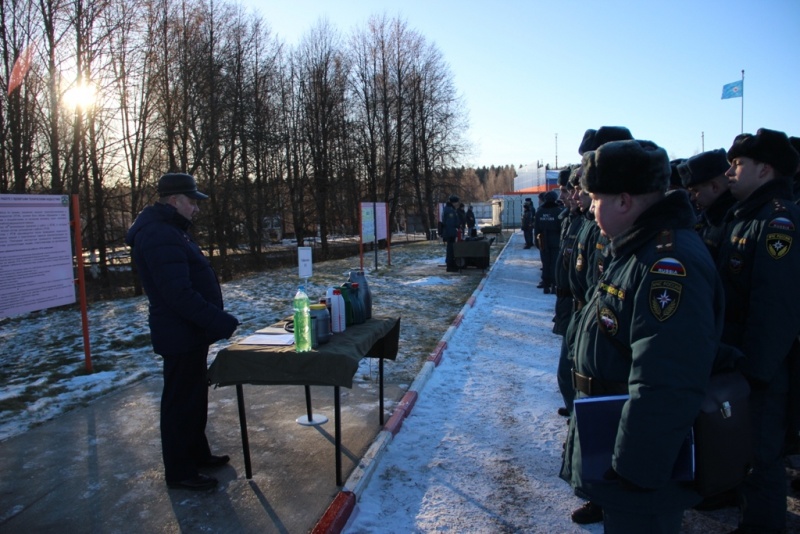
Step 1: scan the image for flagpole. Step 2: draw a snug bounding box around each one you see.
[740,69,744,134]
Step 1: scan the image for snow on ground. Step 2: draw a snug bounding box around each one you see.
[0,238,478,442]
[344,238,602,533]
[3,231,797,532]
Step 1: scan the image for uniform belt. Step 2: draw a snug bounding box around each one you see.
[555,287,572,298]
[573,299,586,312]
[572,369,628,396]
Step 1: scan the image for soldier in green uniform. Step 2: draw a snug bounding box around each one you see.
[561,139,724,533]
[554,167,582,417]
[677,149,737,262]
[717,128,800,534]
[564,126,635,525]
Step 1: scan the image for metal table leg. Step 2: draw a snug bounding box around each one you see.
[379,358,385,425]
[235,384,252,479]
[304,385,313,420]
[335,386,342,486]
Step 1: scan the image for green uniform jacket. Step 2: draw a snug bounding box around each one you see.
[697,189,736,263]
[718,178,800,384]
[569,212,599,304]
[561,190,724,512]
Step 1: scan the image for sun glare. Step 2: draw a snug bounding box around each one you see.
[64,82,96,110]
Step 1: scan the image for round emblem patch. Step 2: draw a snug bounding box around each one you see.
[649,280,682,322]
[766,233,792,259]
[728,252,743,274]
[598,307,618,336]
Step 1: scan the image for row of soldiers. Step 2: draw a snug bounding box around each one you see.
[543,125,800,533]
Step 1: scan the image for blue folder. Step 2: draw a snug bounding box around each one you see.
[573,394,694,482]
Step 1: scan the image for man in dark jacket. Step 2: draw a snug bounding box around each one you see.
[534,190,561,293]
[442,195,460,272]
[466,205,477,237]
[521,202,534,249]
[125,173,240,491]
[717,129,800,533]
[677,149,737,262]
[457,203,467,238]
[561,140,724,533]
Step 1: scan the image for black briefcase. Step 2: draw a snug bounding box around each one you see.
[693,370,752,497]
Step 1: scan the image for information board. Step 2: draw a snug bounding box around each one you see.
[297,246,313,279]
[0,194,76,318]
[360,202,387,243]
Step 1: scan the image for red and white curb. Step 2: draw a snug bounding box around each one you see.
[313,233,519,533]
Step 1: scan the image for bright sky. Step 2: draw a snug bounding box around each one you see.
[241,0,800,169]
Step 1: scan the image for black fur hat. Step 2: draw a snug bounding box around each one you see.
[669,158,686,189]
[580,140,670,195]
[578,129,597,155]
[557,167,572,187]
[569,164,583,187]
[578,126,633,155]
[678,149,729,188]
[726,128,800,178]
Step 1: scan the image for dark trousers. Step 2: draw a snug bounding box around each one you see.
[541,245,558,285]
[740,368,789,532]
[602,507,683,534]
[556,337,575,413]
[523,228,533,246]
[161,347,212,482]
[445,238,457,270]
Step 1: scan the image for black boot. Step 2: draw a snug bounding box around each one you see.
[571,501,603,524]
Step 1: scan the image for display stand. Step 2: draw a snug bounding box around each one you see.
[296,385,329,426]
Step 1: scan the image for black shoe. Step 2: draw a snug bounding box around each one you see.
[167,473,218,491]
[543,286,551,294]
[198,454,230,468]
[557,407,570,417]
[571,501,603,524]
[537,281,546,288]
[523,245,531,249]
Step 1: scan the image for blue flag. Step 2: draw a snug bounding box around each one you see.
[721,80,743,99]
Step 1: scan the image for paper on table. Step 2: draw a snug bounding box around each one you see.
[255,325,289,334]
[239,333,295,346]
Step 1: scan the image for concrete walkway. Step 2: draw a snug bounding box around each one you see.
[0,238,502,534]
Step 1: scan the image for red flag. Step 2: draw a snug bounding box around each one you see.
[8,44,34,96]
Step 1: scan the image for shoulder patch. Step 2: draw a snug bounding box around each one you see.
[766,233,792,259]
[649,257,686,277]
[650,280,682,321]
[768,217,795,232]
[598,307,619,336]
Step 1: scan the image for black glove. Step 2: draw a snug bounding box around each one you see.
[207,312,240,342]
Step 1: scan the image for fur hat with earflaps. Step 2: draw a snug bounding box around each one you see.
[726,128,800,179]
[670,158,687,189]
[569,162,584,187]
[578,126,633,155]
[678,149,730,188]
[557,167,572,187]
[580,140,671,195]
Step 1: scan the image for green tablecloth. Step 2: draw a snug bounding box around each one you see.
[454,240,490,259]
[208,316,400,389]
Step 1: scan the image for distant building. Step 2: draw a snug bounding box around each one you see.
[513,163,561,194]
